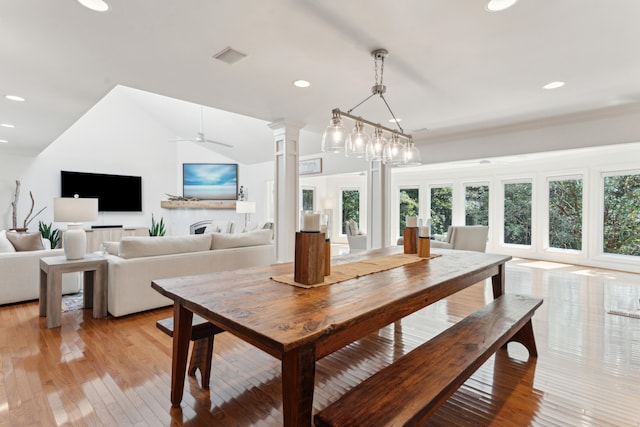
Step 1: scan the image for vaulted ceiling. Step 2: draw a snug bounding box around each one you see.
[2,1,640,164]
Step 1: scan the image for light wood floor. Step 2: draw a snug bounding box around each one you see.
[1,258,640,426]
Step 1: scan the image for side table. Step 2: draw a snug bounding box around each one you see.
[39,254,108,328]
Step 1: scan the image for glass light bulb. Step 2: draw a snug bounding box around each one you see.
[321,116,346,153]
[346,121,369,158]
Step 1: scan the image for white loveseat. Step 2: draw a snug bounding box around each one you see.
[0,230,81,305]
[102,229,276,317]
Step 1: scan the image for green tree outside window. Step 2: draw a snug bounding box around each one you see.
[430,186,452,236]
[603,174,640,256]
[465,185,489,226]
[399,188,419,235]
[341,189,360,234]
[549,179,583,250]
[504,182,532,245]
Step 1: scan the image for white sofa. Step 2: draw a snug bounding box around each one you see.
[102,230,276,317]
[0,230,81,305]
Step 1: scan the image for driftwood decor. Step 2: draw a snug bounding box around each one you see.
[10,180,46,231]
[165,193,200,202]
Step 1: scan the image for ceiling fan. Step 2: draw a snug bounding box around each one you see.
[170,105,233,148]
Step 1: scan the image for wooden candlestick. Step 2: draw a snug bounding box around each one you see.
[403,227,418,254]
[325,239,331,276]
[418,236,431,258]
[295,232,326,285]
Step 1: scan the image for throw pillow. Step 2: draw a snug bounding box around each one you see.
[6,231,45,251]
[211,229,272,250]
[103,241,120,255]
[0,230,17,253]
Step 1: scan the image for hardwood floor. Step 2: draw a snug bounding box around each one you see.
[1,258,639,426]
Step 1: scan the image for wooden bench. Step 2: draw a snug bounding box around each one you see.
[314,294,543,427]
[156,314,224,389]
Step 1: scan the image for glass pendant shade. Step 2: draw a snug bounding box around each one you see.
[321,116,346,153]
[366,127,387,161]
[400,140,422,167]
[346,121,369,158]
[383,134,404,166]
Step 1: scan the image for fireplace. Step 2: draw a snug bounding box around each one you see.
[190,220,212,235]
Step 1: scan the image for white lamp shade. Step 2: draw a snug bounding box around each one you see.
[236,201,256,214]
[54,197,99,223]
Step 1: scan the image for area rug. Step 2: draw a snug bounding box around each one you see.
[61,290,84,312]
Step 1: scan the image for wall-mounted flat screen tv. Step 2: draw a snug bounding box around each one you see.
[61,170,143,212]
[183,163,238,200]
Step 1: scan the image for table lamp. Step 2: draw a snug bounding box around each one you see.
[54,196,99,260]
[236,201,256,232]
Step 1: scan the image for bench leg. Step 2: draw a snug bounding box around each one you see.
[188,335,214,389]
[503,319,538,357]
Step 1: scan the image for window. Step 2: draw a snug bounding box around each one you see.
[399,188,419,234]
[301,187,315,211]
[465,184,489,226]
[603,173,640,256]
[504,181,532,245]
[430,186,452,236]
[341,189,360,234]
[548,178,583,250]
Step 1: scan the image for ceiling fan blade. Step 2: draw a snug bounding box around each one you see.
[205,138,233,148]
[169,138,196,143]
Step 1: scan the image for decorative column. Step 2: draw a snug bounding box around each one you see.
[366,160,391,249]
[269,120,305,263]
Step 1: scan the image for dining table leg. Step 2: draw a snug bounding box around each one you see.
[491,262,506,298]
[171,303,193,407]
[281,344,316,427]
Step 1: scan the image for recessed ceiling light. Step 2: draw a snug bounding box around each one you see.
[543,81,565,90]
[293,80,310,88]
[486,0,518,12]
[1,123,15,128]
[77,0,110,12]
[389,118,402,123]
[5,95,25,102]
[0,139,8,144]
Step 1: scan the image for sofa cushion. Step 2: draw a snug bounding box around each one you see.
[118,234,212,259]
[0,230,16,253]
[6,231,44,251]
[211,229,272,250]
[103,241,120,255]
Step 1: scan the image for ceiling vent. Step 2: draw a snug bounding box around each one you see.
[212,47,247,65]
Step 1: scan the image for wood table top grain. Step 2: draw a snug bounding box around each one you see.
[152,247,511,426]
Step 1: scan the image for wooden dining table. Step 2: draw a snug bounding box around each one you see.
[151,247,511,427]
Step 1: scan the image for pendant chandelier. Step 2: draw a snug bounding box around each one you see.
[321,49,421,167]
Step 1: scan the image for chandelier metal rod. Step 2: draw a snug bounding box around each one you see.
[379,94,405,134]
[332,108,412,141]
[346,93,377,115]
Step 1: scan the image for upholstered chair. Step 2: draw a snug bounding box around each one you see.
[344,220,367,251]
[430,225,489,252]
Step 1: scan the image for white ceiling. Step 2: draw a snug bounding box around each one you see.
[2,0,640,164]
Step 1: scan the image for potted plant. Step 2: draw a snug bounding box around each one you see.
[38,221,60,249]
[149,214,166,236]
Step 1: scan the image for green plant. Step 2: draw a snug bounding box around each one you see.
[149,214,166,237]
[38,221,60,249]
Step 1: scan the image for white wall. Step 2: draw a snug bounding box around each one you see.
[0,87,274,236]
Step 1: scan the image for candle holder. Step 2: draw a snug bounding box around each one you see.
[295,231,326,285]
[418,236,430,258]
[417,218,431,258]
[321,214,331,276]
[403,227,417,254]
